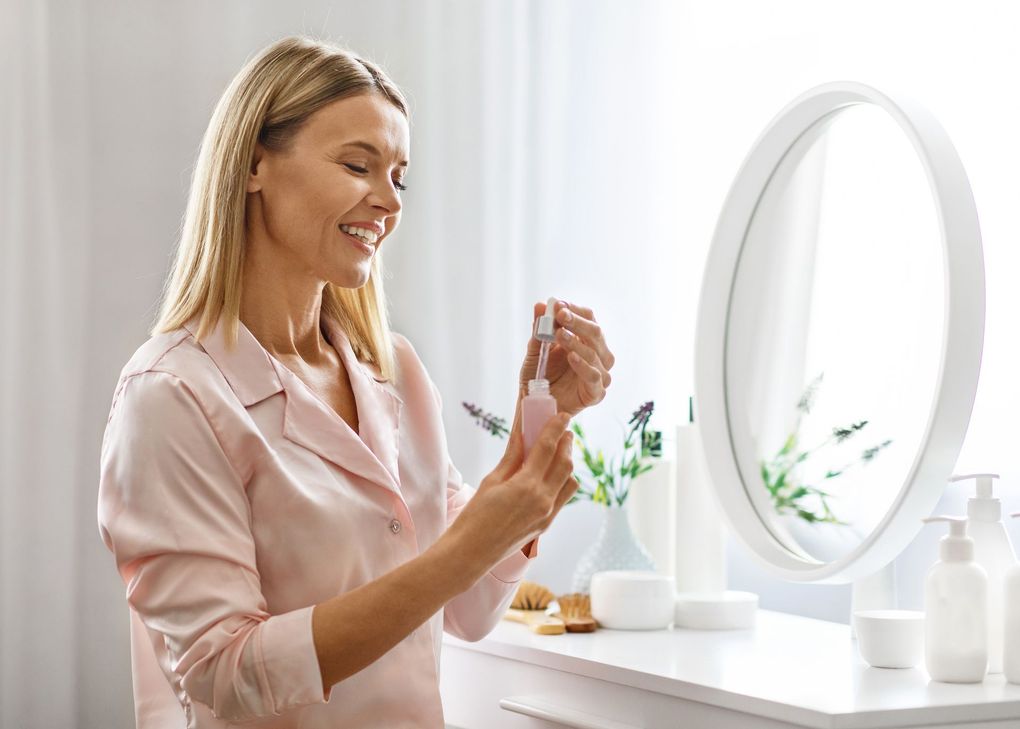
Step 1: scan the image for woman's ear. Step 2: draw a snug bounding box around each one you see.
[247,143,265,193]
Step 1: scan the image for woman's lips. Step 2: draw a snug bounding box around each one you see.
[341,230,374,254]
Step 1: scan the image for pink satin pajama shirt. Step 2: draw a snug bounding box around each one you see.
[98,315,538,728]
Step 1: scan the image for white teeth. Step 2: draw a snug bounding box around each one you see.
[340,224,379,244]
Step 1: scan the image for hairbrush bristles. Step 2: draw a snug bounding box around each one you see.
[555,593,592,619]
[511,580,555,610]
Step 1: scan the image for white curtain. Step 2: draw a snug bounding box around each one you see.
[386,0,684,490]
[0,1,683,725]
[0,0,100,727]
[383,0,684,595]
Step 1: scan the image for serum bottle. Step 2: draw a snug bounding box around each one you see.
[523,379,558,455]
[522,297,560,455]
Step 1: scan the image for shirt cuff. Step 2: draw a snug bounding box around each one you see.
[259,604,332,710]
[489,536,540,584]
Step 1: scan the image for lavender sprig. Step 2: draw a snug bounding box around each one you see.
[461,402,511,438]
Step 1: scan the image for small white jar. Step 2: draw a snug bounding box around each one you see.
[590,571,675,630]
[853,609,924,669]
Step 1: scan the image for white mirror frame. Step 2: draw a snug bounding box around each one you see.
[694,81,985,584]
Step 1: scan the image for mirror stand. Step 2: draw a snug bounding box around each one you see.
[849,560,897,639]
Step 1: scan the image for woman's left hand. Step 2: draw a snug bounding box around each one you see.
[518,300,615,418]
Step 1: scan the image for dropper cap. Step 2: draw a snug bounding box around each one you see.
[535,297,559,342]
[922,515,973,562]
[950,473,1002,522]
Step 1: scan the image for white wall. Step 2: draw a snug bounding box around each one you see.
[566,0,1020,623]
[449,0,1020,624]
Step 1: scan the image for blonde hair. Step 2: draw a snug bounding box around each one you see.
[152,35,408,382]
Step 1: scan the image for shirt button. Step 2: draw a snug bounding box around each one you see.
[389,518,402,534]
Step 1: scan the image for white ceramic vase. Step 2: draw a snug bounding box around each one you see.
[572,504,656,594]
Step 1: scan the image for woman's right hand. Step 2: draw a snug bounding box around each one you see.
[447,412,577,571]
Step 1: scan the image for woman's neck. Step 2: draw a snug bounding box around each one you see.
[239,262,332,365]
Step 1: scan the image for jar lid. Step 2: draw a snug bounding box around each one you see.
[674,590,758,630]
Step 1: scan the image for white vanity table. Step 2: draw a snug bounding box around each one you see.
[440,611,1020,729]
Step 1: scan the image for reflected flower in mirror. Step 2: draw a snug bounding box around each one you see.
[760,374,893,526]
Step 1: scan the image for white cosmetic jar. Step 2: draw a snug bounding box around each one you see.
[590,571,675,630]
[853,609,925,669]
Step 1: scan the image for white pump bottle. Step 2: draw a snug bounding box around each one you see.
[922,515,988,683]
[1003,512,1020,683]
[950,473,1017,673]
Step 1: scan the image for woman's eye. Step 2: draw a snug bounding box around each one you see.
[343,163,406,192]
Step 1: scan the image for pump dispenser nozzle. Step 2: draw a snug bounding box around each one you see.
[951,473,1003,522]
[923,515,974,562]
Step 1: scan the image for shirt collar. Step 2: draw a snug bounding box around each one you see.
[181,312,405,497]
[181,314,283,406]
[180,313,397,404]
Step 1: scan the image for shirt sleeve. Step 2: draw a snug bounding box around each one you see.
[97,371,329,722]
[429,383,541,641]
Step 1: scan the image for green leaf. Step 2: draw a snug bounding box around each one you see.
[642,429,663,458]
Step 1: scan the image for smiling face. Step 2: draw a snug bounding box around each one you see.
[245,92,409,289]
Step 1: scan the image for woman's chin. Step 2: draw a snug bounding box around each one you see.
[326,267,372,290]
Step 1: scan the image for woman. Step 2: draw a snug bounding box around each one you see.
[98,35,614,729]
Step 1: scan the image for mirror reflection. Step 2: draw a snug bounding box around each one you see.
[725,103,945,563]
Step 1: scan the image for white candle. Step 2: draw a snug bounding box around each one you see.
[627,457,676,576]
[674,422,727,593]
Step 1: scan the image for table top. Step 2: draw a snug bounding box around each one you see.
[442,609,1020,729]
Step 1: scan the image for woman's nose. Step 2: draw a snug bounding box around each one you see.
[367,179,402,215]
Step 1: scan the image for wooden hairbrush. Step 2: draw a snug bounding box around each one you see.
[511,580,555,610]
[553,592,597,633]
[504,580,565,634]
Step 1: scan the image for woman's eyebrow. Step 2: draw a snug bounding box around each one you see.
[339,141,409,167]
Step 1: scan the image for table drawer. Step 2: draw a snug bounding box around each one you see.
[440,643,795,729]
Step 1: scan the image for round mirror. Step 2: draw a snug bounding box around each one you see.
[695,82,985,583]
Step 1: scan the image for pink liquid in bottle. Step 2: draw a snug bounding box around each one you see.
[522,378,558,455]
